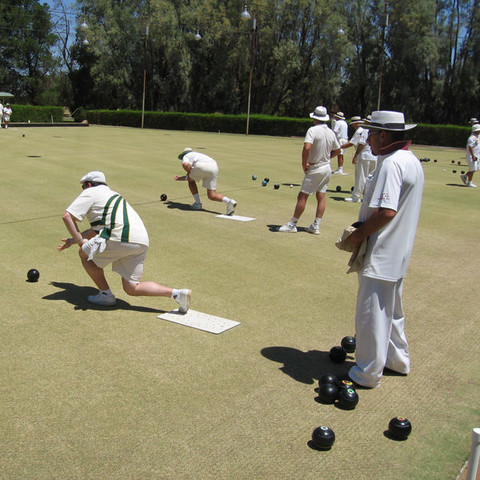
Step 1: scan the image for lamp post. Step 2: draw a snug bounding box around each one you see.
[377,4,389,110]
[141,24,149,129]
[240,5,257,136]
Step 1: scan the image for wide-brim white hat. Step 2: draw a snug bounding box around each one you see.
[350,116,362,123]
[334,111,346,120]
[309,106,330,122]
[362,111,416,131]
[472,124,480,133]
[80,171,106,184]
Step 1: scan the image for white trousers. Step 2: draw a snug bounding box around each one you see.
[352,159,376,200]
[348,275,410,388]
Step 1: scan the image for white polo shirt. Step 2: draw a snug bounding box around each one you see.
[304,124,340,166]
[66,185,149,246]
[359,148,424,281]
[182,151,218,169]
[333,119,348,141]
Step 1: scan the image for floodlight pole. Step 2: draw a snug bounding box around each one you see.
[377,4,389,110]
[141,25,149,129]
[241,5,257,136]
[246,19,257,136]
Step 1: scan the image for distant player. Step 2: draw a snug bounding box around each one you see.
[332,112,349,174]
[3,103,12,128]
[174,148,237,215]
[462,124,480,188]
[279,106,340,235]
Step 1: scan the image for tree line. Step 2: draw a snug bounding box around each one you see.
[1,0,478,124]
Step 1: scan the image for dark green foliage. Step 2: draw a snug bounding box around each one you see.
[8,105,63,123]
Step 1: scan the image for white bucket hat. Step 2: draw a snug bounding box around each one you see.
[350,116,362,124]
[472,124,480,133]
[363,111,416,131]
[80,171,106,184]
[309,106,330,122]
[334,111,346,120]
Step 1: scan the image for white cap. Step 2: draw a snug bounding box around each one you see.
[80,171,106,184]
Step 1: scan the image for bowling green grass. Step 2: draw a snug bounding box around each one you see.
[1,125,479,480]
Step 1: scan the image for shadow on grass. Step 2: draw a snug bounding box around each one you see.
[446,183,473,188]
[266,224,311,233]
[261,346,355,385]
[44,281,166,313]
[164,200,219,215]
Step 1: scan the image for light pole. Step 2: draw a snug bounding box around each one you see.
[377,4,389,110]
[141,24,149,129]
[240,5,257,136]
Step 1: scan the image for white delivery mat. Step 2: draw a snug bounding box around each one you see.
[158,309,240,334]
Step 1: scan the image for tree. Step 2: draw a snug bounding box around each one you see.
[0,0,57,104]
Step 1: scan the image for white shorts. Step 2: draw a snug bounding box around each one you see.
[466,157,479,172]
[82,238,148,283]
[301,164,332,195]
[189,163,219,190]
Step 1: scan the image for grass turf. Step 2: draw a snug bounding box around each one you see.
[1,125,479,479]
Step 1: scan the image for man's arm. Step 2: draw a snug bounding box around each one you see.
[58,211,96,251]
[346,207,396,249]
[174,161,192,181]
[302,143,312,172]
[352,144,365,164]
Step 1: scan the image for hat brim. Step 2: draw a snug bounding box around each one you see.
[361,122,417,131]
[310,113,330,121]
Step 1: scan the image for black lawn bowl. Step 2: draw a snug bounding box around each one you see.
[337,388,359,410]
[317,383,339,404]
[388,417,412,440]
[336,185,342,192]
[274,184,280,189]
[341,335,356,353]
[319,373,338,386]
[311,426,335,450]
[337,379,355,392]
[27,269,40,282]
[329,346,347,363]
[160,194,168,201]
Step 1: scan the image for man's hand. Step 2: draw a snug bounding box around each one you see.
[174,175,187,181]
[58,237,75,251]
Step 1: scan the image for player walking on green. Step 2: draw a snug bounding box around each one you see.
[58,171,191,311]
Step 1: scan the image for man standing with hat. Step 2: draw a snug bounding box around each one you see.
[343,115,377,203]
[58,171,191,312]
[332,111,349,174]
[279,106,340,234]
[343,111,424,389]
[461,124,480,188]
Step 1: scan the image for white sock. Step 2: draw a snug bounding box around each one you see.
[222,196,231,203]
[171,289,180,299]
[290,217,298,225]
[100,289,113,296]
[313,218,322,226]
[193,194,201,203]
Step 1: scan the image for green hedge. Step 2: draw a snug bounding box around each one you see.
[86,110,311,137]
[86,109,471,148]
[8,105,64,123]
